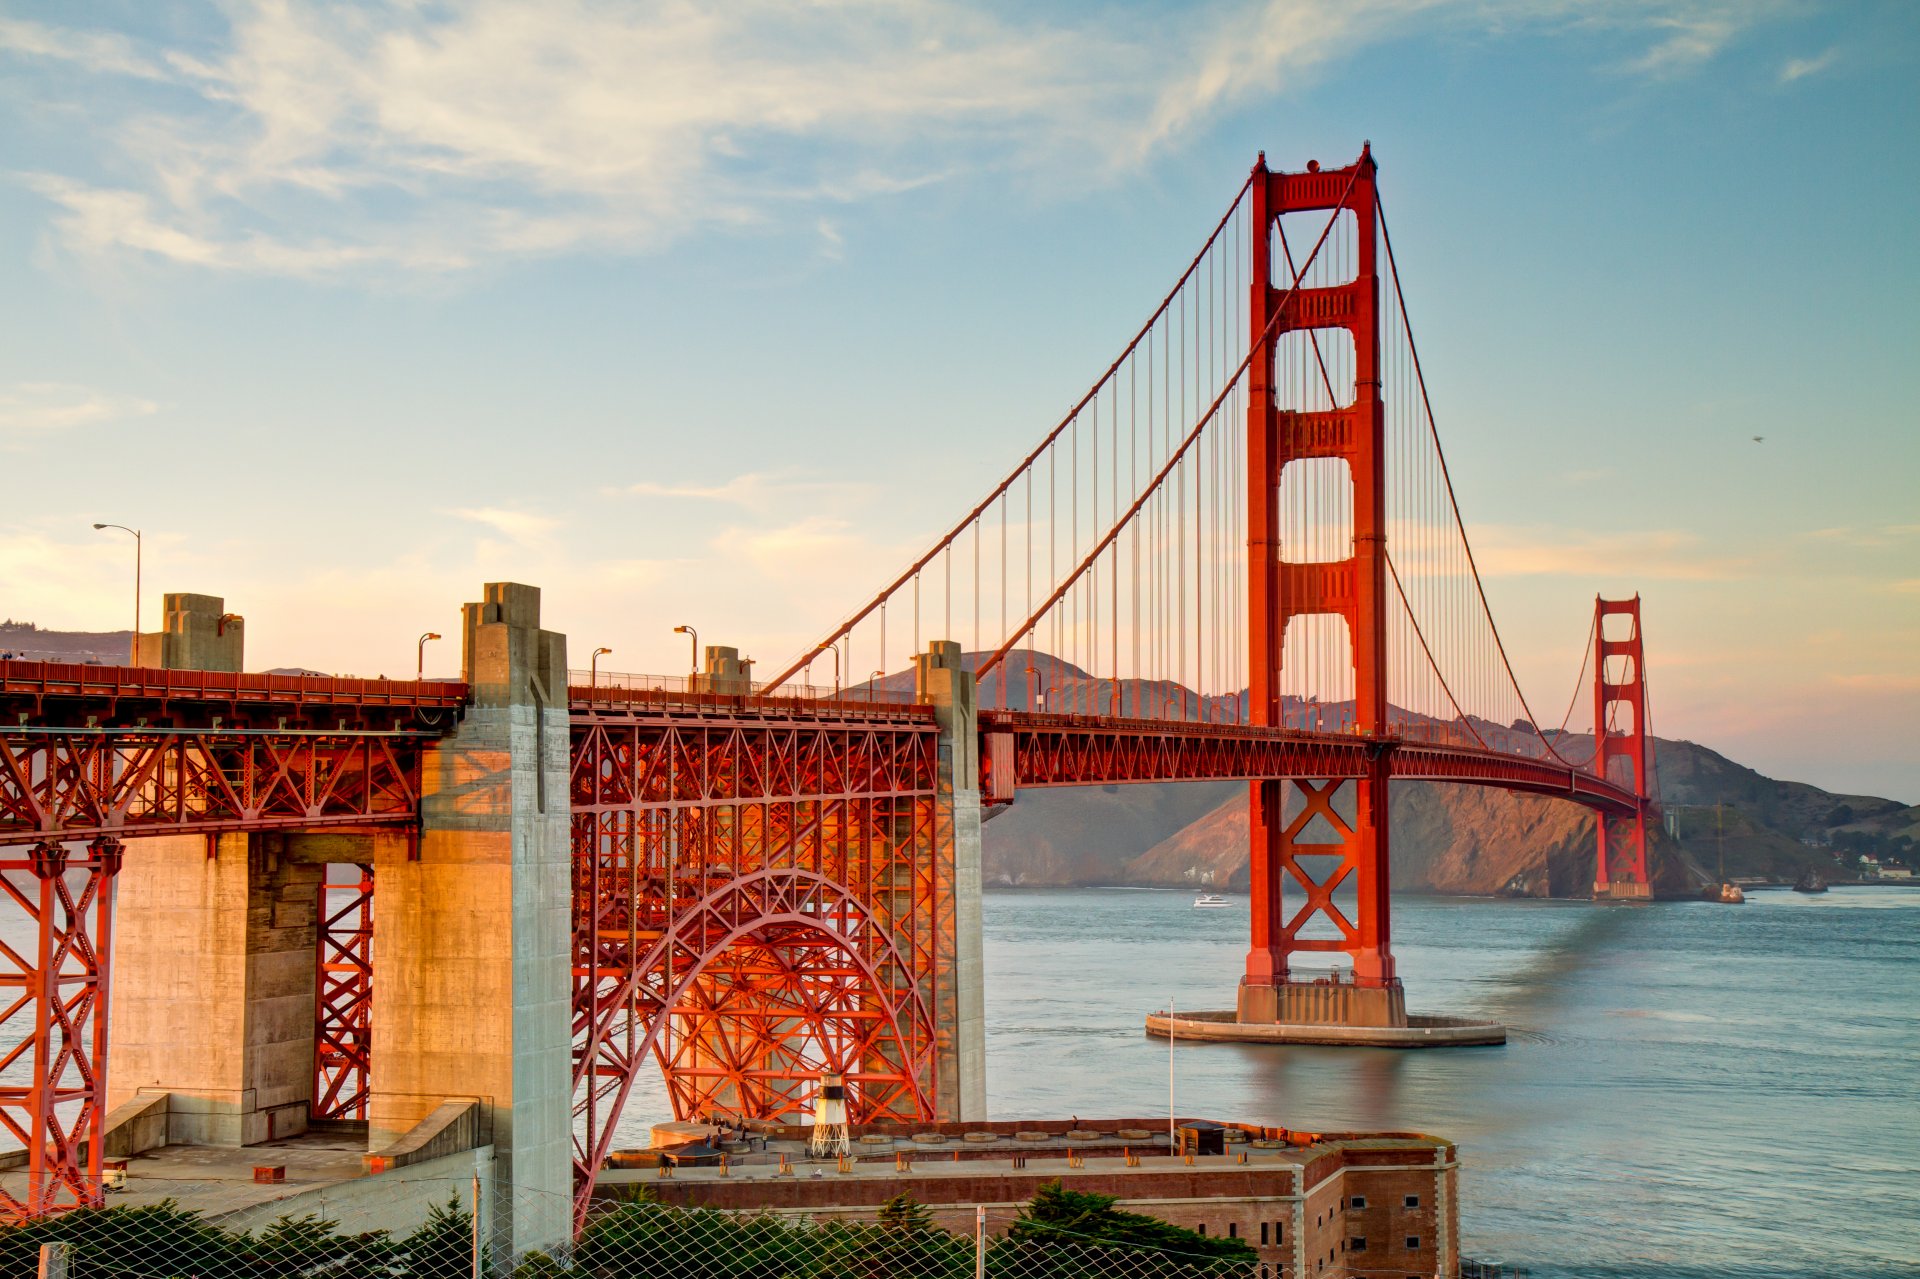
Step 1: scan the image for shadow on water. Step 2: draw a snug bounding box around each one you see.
[1475,901,1643,1030]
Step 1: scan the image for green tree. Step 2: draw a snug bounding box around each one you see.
[1001,1181,1257,1278]
[399,1195,478,1279]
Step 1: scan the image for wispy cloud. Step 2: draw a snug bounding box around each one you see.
[1780,48,1839,83]
[0,382,158,435]
[443,506,559,543]
[2,3,1798,279]
[1618,14,1740,77]
[620,472,866,506]
[1804,524,1920,549]
[1469,525,1751,580]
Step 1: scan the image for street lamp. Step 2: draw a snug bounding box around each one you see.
[91,523,141,665]
[870,670,885,703]
[672,625,698,678]
[417,632,441,680]
[590,646,613,687]
[816,643,841,696]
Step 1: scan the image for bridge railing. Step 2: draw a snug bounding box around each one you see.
[0,658,468,710]
[568,669,923,716]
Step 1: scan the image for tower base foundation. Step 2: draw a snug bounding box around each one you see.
[1593,881,1653,901]
[1148,1008,1505,1048]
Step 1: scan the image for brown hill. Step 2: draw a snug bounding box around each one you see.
[984,735,1912,897]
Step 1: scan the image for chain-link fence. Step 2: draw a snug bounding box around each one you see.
[0,1175,1287,1279]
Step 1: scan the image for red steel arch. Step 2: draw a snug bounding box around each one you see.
[572,868,936,1202]
[568,696,948,1226]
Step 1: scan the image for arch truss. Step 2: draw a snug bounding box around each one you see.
[569,708,948,1225]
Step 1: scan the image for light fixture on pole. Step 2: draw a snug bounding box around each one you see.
[417,632,441,680]
[91,523,141,665]
[817,642,841,696]
[591,646,613,687]
[870,669,885,703]
[673,625,698,677]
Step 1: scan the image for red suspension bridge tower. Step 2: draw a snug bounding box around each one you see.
[1239,147,1405,1029]
[1592,595,1654,900]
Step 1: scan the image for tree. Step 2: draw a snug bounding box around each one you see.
[1826,803,1856,827]
[399,1195,478,1279]
[1006,1181,1257,1277]
[878,1193,937,1235]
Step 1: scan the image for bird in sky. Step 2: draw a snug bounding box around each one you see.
[1752,435,1765,443]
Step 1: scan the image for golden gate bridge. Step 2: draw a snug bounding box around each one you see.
[0,146,1654,1249]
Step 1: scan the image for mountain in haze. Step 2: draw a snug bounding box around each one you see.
[0,620,131,664]
[984,735,1917,897]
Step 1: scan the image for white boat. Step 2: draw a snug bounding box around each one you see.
[1193,893,1230,909]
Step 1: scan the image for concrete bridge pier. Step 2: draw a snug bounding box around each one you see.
[109,594,328,1147]
[107,585,572,1259]
[916,641,987,1123]
[369,583,572,1258]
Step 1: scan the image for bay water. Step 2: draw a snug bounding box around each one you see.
[621,885,1919,1277]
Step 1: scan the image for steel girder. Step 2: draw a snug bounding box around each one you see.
[313,863,374,1122]
[0,838,119,1222]
[979,711,1640,817]
[0,731,430,846]
[569,711,944,1227]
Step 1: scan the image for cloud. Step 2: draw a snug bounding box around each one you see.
[0,382,158,435]
[620,472,868,506]
[443,506,559,543]
[1779,48,1838,83]
[2,2,1799,279]
[1468,525,1751,580]
[1804,524,1920,549]
[0,16,174,82]
[1618,14,1739,76]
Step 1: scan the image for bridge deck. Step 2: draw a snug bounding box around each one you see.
[980,710,1639,815]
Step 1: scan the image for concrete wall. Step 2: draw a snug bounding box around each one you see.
[369,583,571,1258]
[107,833,322,1145]
[211,1145,500,1245]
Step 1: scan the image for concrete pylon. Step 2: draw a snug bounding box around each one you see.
[109,598,314,1145]
[914,640,986,1122]
[132,593,243,671]
[692,645,754,695]
[368,583,571,1257]
[107,833,324,1144]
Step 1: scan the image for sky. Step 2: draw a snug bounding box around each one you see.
[0,1,1915,802]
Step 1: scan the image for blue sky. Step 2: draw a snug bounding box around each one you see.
[1,1,1915,800]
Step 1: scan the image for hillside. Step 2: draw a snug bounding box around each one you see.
[983,736,1915,898]
[0,620,131,664]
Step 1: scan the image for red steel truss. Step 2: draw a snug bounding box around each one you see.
[313,863,374,1122]
[0,838,120,1222]
[980,711,1640,815]
[569,702,947,1226]
[0,660,459,848]
[0,731,431,846]
[1593,596,1654,893]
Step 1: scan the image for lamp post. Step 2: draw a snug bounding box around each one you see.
[417,632,441,680]
[870,669,885,703]
[91,523,141,665]
[817,643,841,696]
[591,646,613,688]
[673,625,698,680]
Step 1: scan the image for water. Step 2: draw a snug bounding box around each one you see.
[618,885,1919,1275]
[980,887,1920,1278]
